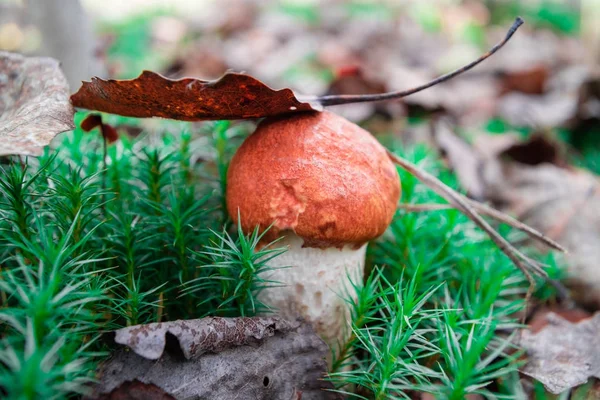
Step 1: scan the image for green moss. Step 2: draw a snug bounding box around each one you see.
[0,119,565,399]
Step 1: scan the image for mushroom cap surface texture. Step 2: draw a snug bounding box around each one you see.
[226,110,401,248]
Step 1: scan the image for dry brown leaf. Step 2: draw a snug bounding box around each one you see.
[81,114,119,143]
[527,306,591,334]
[499,65,549,95]
[520,313,600,394]
[70,70,317,121]
[114,315,284,360]
[0,51,74,156]
[90,316,338,400]
[496,66,589,129]
[434,118,485,199]
[94,380,175,400]
[496,92,578,128]
[480,158,600,307]
[434,127,600,307]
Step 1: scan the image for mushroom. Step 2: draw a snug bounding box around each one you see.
[226,110,400,348]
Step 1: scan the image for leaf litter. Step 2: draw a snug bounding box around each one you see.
[520,312,600,394]
[434,124,600,308]
[0,51,74,156]
[5,1,597,395]
[89,316,338,400]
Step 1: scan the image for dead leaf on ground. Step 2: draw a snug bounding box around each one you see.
[89,316,339,400]
[0,51,74,156]
[95,380,175,400]
[496,66,590,129]
[496,92,579,128]
[70,70,318,121]
[520,312,600,394]
[421,393,483,400]
[499,65,549,95]
[480,149,600,308]
[324,66,393,122]
[527,306,591,334]
[434,118,485,199]
[434,127,600,308]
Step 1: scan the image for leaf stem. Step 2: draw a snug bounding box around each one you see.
[299,17,524,106]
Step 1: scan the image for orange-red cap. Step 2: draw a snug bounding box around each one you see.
[226,111,400,248]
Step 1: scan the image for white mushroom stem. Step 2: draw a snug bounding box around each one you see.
[258,232,366,349]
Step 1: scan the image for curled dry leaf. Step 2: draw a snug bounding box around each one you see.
[81,114,119,143]
[90,316,338,400]
[0,51,74,156]
[520,312,600,394]
[70,71,317,121]
[114,315,284,360]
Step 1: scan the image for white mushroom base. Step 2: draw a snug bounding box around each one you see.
[258,233,366,350]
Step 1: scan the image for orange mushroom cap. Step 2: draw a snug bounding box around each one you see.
[226,110,401,248]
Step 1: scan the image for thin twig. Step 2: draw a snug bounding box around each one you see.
[390,152,577,311]
[299,17,524,106]
[389,151,545,318]
[397,203,453,212]
[467,200,566,253]
[398,201,566,253]
[387,150,546,282]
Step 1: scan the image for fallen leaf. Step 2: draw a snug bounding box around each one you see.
[434,127,600,308]
[81,114,119,143]
[93,380,175,400]
[527,306,591,334]
[434,118,485,199]
[499,65,549,95]
[496,92,578,128]
[520,312,600,394]
[382,65,498,126]
[90,316,339,400]
[0,51,74,156]
[480,158,600,308]
[496,66,589,129]
[70,70,317,121]
[324,66,391,122]
[114,315,284,360]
